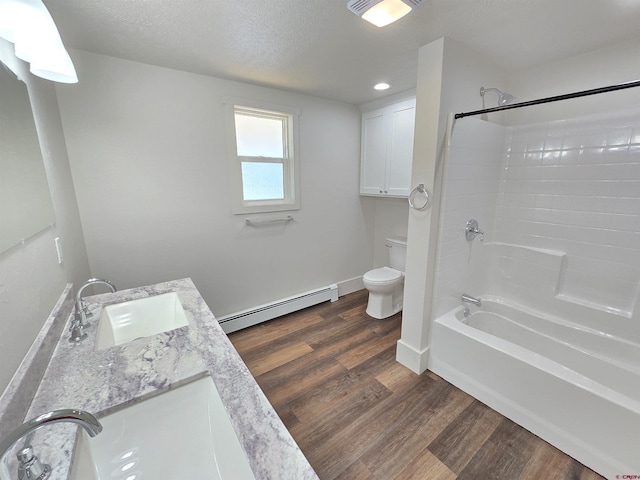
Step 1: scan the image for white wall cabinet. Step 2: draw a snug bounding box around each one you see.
[360,97,416,197]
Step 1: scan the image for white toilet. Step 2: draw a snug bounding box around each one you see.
[363,237,407,319]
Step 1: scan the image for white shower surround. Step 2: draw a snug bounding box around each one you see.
[433,111,640,330]
[497,110,640,318]
[429,110,640,477]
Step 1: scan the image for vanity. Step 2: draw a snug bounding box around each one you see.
[0,278,318,479]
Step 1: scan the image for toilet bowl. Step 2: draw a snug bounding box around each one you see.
[363,237,407,319]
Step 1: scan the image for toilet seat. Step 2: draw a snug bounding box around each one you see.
[363,267,403,285]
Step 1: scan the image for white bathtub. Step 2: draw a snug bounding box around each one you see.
[429,298,640,479]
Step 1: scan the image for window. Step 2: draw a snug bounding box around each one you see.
[226,100,300,214]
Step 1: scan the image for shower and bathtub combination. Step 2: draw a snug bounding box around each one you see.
[427,83,640,478]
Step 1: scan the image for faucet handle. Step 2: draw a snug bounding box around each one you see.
[74,309,89,328]
[17,445,51,480]
[465,219,485,242]
[80,299,93,320]
[69,319,87,343]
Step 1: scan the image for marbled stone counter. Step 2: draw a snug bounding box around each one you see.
[0,284,73,443]
[22,278,318,479]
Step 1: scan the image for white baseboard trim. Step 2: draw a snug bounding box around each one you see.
[396,339,429,374]
[337,276,364,296]
[218,277,365,334]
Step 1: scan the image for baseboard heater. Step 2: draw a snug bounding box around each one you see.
[217,284,339,334]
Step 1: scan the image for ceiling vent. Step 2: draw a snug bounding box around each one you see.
[347,0,426,27]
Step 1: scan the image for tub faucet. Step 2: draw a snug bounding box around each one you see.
[0,409,103,480]
[461,293,481,307]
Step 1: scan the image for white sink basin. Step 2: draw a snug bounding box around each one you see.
[69,376,256,480]
[94,292,189,350]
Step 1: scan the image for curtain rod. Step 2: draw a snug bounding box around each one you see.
[454,79,640,119]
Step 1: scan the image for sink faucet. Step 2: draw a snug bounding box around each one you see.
[75,278,117,327]
[0,409,102,480]
[461,293,482,307]
[69,278,116,343]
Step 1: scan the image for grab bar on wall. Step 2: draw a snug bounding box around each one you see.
[245,215,294,226]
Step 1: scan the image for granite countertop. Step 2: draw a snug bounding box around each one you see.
[23,278,318,480]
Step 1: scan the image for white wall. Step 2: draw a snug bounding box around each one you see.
[55,50,374,317]
[506,37,640,124]
[397,37,507,373]
[366,197,410,268]
[0,60,91,394]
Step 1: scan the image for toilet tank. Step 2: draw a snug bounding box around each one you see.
[386,237,407,272]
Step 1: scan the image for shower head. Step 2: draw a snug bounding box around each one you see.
[480,87,516,106]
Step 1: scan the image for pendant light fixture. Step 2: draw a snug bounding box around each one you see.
[347,0,426,27]
[0,0,77,83]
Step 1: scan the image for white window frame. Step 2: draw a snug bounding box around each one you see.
[224,97,301,214]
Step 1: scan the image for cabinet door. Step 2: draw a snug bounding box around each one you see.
[360,110,387,195]
[385,99,415,197]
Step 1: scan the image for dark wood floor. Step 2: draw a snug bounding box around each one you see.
[228,290,604,480]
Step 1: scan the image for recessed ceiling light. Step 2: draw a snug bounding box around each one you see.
[374,82,391,91]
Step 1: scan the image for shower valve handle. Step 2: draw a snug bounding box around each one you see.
[465,219,484,242]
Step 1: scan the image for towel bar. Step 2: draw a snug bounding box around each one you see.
[245,215,294,226]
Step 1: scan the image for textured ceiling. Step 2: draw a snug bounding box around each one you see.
[43,0,640,105]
